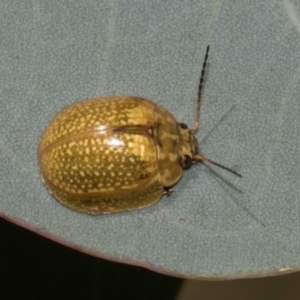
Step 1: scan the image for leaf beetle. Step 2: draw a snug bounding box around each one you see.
[38,45,241,215]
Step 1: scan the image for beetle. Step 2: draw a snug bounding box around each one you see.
[38,45,241,215]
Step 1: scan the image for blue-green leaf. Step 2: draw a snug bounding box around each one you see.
[0,0,299,279]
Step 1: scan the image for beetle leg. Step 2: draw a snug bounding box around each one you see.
[163,187,174,196]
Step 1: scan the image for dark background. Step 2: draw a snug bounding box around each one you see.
[3,217,300,300]
[0,217,182,300]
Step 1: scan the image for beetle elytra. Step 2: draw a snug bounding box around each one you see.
[38,45,241,215]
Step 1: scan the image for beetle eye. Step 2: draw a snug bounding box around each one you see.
[183,155,193,170]
[179,122,188,129]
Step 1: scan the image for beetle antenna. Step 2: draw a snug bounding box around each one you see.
[192,45,210,132]
[194,153,242,177]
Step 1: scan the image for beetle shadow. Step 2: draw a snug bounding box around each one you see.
[198,104,237,146]
[200,163,242,193]
[201,164,269,229]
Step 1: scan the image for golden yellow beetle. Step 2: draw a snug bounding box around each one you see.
[38,46,241,215]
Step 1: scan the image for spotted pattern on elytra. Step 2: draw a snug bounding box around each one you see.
[39,97,154,150]
[38,96,196,214]
[41,130,156,194]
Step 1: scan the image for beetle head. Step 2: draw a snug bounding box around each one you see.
[178,122,241,177]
